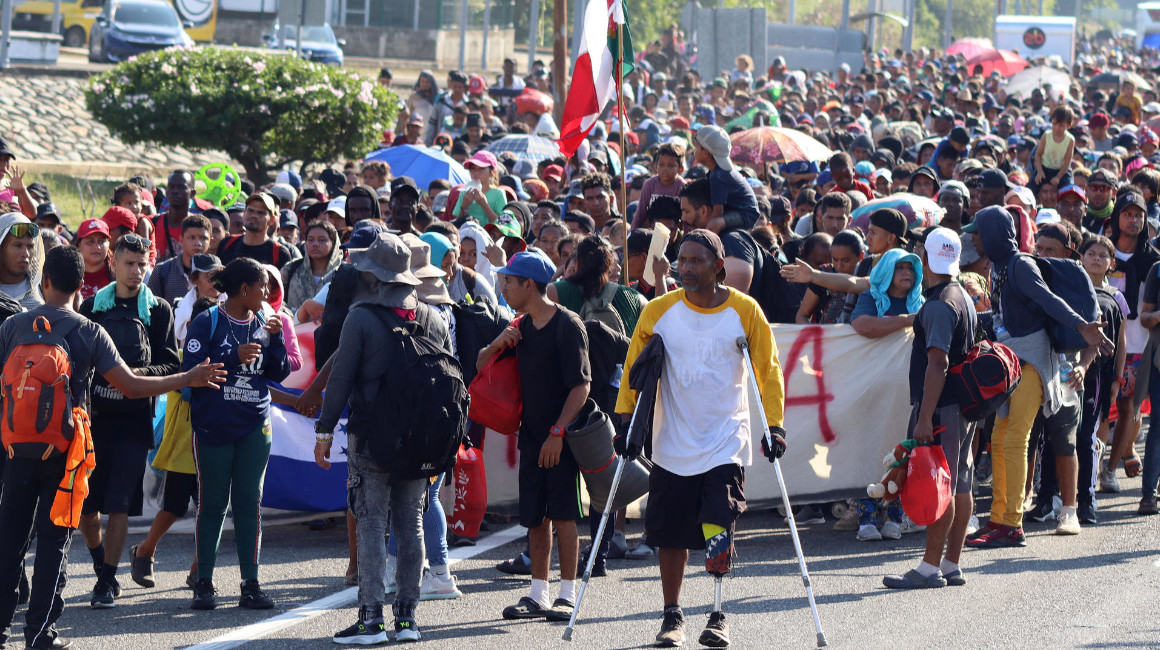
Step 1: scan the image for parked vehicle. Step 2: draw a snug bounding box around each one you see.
[14,0,215,48]
[264,22,345,66]
[88,0,194,63]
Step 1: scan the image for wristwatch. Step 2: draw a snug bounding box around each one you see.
[549,425,566,438]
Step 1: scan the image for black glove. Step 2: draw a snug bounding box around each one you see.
[613,432,641,462]
[762,426,787,462]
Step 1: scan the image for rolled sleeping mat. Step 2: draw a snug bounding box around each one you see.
[565,399,650,512]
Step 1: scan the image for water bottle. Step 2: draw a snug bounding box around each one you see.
[1058,353,1078,408]
[251,322,270,347]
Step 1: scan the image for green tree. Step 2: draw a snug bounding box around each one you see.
[84,48,397,182]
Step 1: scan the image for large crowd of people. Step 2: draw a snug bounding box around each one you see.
[0,26,1158,649]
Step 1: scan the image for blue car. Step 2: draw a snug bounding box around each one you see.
[265,23,345,66]
[89,0,193,63]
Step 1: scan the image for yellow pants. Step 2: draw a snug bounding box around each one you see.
[990,364,1043,528]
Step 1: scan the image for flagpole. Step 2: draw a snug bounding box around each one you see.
[616,15,629,286]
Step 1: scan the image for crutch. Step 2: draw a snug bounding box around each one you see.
[562,394,642,641]
[736,337,828,648]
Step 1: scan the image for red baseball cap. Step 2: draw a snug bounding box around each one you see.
[543,164,564,181]
[76,218,110,240]
[101,206,138,232]
[670,116,691,130]
[468,75,486,95]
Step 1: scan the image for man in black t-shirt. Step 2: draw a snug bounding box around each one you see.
[884,227,977,590]
[477,251,590,624]
[216,193,295,269]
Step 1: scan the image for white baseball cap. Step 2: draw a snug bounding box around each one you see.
[1004,186,1035,208]
[923,226,961,276]
[694,125,734,172]
[1034,208,1061,226]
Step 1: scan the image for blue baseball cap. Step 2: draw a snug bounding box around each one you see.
[496,250,556,285]
[343,221,386,250]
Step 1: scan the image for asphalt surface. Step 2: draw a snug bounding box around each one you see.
[17,461,1160,650]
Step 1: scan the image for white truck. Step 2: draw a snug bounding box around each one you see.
[1137,2,1160,50]
[993,15,1077,66]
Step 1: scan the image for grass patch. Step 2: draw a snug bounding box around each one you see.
[32,172,125,230]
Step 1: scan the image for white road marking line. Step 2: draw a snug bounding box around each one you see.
[186,524,526,650]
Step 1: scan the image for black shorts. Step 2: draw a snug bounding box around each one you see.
[518,443,582,528]
[645,464,746,551]
[83,436,149,516]
[161,471,198,517]
[907,403,975,496]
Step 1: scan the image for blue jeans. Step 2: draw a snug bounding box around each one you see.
[388,473,448,567]
[1141,366,1160,498]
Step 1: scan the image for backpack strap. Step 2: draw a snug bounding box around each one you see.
[207,305,220,340]
[272,241,280,267]
[221,235,243,258]
[461,266,478,296]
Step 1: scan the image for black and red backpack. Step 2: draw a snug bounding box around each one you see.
[947,340,1022,421]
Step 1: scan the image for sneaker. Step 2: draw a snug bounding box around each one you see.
[578,550,607,577]
[655,606,686,647]
[384,555,397,595]
[965,525,1027,548]
[1078,501,1098,525]
[898,514,926,535]
[239,579,275,609]
[502,596,548,619]
[333,605,388,645]
[879,521,902,540]
[419,569,461,601]
[393,603,420,642]
[787,505,825,525]
[698,611,730,648]
[544,598,575,622]
[447,533,477,547]
[26,635,72,649]
[832,506,860,532]
[1055,510,1081,535]
[882,569,946,589]
[624,543,657,560]
[394,617,421,643]
[856,524,882,542]
[191,578,217,610]
[129,545,155,589]
[495,552,532,576]
[89,579,115,609]
[965,515,980,537]
[607,530,628,559]
[1138,495,1159,516]
[1099,469,1120,493]
[1026,499,1055,523]
[966,519,998,541]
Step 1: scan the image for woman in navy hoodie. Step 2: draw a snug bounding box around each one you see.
[182,258,291,611]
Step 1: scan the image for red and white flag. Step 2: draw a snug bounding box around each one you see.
[557,0,634,157]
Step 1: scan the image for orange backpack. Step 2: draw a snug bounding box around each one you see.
[1,315,79,460]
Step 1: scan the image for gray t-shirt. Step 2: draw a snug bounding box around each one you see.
[0,305,123,409]
[0,277,42,310]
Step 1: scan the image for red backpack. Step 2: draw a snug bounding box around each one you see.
[1,315,80,459]
[947,340,1022,422]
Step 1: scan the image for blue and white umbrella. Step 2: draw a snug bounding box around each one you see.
[364,144,470,189]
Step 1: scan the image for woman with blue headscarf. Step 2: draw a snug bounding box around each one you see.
[844,247,925,541]
[850,247,924,338]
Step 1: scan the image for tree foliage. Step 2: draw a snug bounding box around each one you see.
[84,47,397,182]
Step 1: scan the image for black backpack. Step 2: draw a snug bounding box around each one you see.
[359,304,469,480]
[89,301,152,412]
[753,246,804,324]
[1008,253,1099,352]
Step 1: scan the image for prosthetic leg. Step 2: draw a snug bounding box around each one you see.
[699,524,732,648]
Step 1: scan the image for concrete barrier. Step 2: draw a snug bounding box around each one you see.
[8,30,62,65]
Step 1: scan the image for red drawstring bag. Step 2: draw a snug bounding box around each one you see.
[467,317,522,435]
[447,444,488,538]
[901,444,952,526]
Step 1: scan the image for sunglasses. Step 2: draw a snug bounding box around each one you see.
[8,223,40,239]
[118,233,150,253]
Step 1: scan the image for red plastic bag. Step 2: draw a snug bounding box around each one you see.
[467,349,521,435]
[447,444,488,539]
[901,444,952,526]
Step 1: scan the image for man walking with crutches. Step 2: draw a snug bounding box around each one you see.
[614,229,787,648]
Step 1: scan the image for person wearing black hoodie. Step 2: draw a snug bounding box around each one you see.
[1103,191,1159,490]
[965,206,1113,549]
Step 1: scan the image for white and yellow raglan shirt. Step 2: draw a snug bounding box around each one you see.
[615,288,785,477]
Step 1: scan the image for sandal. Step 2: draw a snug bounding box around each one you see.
[1124,456,1142,478]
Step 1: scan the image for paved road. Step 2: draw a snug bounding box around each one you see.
[22,465,1160,650]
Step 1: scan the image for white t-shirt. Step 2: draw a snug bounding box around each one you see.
[1111,249,1147,354]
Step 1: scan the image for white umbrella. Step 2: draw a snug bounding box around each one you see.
[1005,66,1073,100]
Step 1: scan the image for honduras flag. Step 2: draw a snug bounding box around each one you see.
[264,387,349,512]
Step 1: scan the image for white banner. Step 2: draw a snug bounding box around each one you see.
[477,324,917,511]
